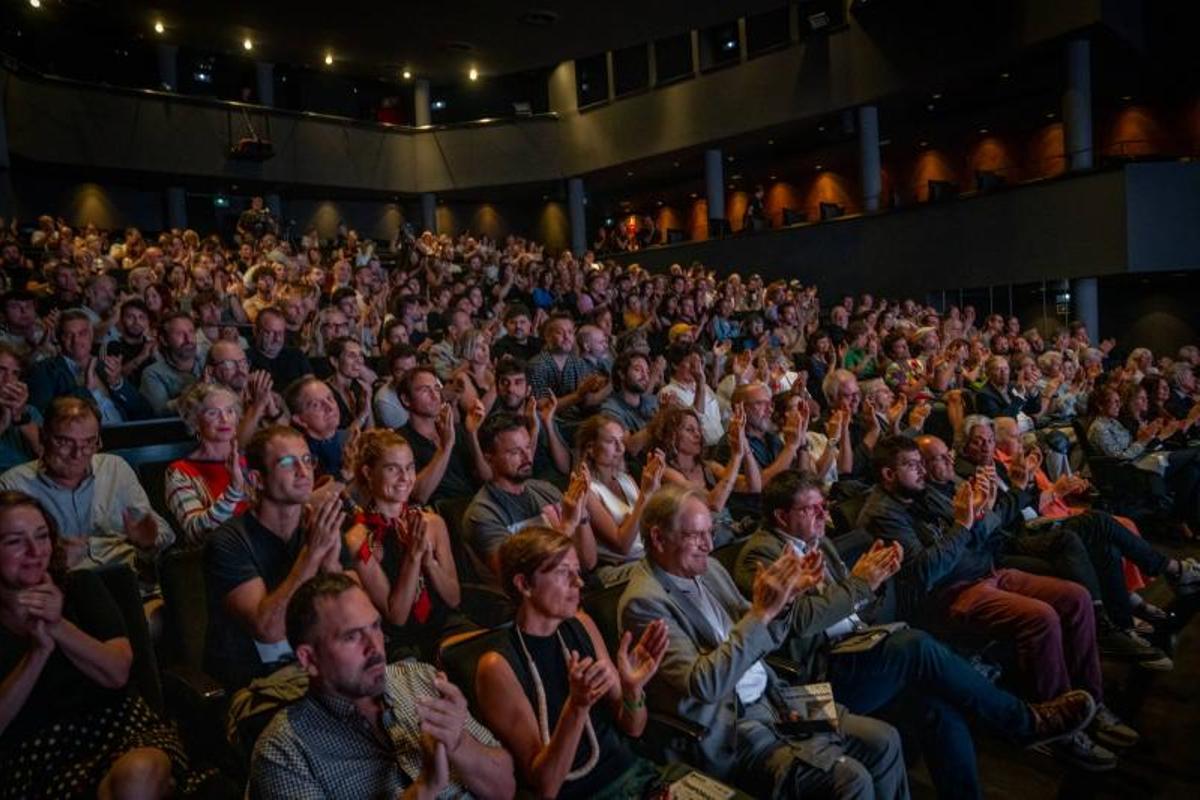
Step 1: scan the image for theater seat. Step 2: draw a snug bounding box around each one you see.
[94,563,164,713]
[434,495,514,628]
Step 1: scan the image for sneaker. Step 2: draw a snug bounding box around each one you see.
[1035,731,1117,771]
[1169,557,1200,593]
[1097,615,1174,669]
[1026,689,1096,747]
[1092,705,1140,749]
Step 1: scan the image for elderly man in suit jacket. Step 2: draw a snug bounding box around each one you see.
[734,471,1097,800]
[618,484,909,800]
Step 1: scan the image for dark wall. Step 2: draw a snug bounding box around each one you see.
[1097,272,1200,357]
[11,174,165,231]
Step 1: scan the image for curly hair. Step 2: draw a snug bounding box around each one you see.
[647,405,702,464]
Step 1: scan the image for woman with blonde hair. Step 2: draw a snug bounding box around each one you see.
[343,428,463,661]
[576,413,665,584]
[165,382,248,546]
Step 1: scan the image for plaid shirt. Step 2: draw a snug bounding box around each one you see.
[526,351,596,398]
[250,661,499,800]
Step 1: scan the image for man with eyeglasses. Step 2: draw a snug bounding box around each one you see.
[818,369,876,483]
[0,396,174,605]
[204,424,347,690]
[735,471,1097,799]
[858,435,1128,771]
[249,307,314,389]
[619,484,909,800]
[206,339,288,445]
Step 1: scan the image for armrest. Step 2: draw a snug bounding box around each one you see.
[646,711,705,742]
[161,664,228,704]
[765,655,805,681]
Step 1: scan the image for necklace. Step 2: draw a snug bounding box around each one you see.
[514,626,600,781]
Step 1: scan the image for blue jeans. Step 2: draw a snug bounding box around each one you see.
[831,628,1034,800]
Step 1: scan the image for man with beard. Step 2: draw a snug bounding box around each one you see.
[858,435,1135,769]
[285,376,350,480]
[249,573,514,799]
[206,338,288,442]
[109,298,157,386]
[488,357,569,479]
[250,307,314,388]
[600,350,659,457]
[464,412,595,587]
[140,311,203,416]
[491,303,541,363]
[527,314,608,413]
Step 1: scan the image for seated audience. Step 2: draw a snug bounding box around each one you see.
[204,425,345,690]
[476,526,669,798]
[737,471,1098,798]
[398,365,490,504]
[165,382,250,546]
[249,307,314,388]
[464,413,596,585]
[27,310,152,424]
[620,485,909,799]
[284,376,351,480]
[0,397,174,602]
[250,573,514,799]
[0,491,214,798]
[323,336,374,429]
[140,311,203,416]
[0,344,40,471]
[342,429,464,661]
[859,435,1135,767]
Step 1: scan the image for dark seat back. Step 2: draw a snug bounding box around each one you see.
[438,624,512,712]
[435,495,479,583]
[710,537,747,579]
[95,564,165,713]
[160,545,209,671]
[581,579,631,654]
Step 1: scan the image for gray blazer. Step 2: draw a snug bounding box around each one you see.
[733,529,877,681]
[618,556,841,781]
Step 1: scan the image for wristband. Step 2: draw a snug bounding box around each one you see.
[621,691,645,712]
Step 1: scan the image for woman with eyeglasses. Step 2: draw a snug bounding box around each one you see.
[342,429,464,662]
[0,490,216,798]
[165,382,249,547]
[475,526,669,800]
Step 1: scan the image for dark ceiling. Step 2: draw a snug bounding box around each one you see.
[40,1,790,81]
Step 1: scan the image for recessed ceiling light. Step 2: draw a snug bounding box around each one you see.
[243,37,254,51]
[815,164,823,171]
[1045,112,1055,119]
[656,200,663,206]
[690,192,698,198]
[728,184,735,189]
[927,103,935,111]
[1121,95,1133,101]
[919,140,929,147]
[726,155,734,162]
[818,125,825,132]
[626,170,634,177]
[769,175,777,180]
[673,161,680,167]
[29,0,40,8]
[402,69,412,80]
[154,20,165,35]
[932,92,943,100]
[324,52,334,66]
[469,68,478,81]
[978,127,988,134]
[767,139,774,145]
[1000,71,1010,79]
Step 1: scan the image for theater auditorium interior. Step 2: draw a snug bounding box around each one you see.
[2,1,1200,798]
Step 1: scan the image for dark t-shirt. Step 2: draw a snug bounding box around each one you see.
[0,570,127,751]
[399,421,477,504]
[249,347,314,390]
[492,335,543,364]
[204,513,303,689]
[109,338,153,386]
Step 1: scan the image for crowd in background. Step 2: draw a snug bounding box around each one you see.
[1,200,1199,799]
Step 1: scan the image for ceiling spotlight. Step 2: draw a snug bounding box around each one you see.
[978,127,989,134]
[690,192,698,199]
[1045,112,1055,119]
[726,155,734,162]
[469,67,478,81]
[243,37,254,51]
[431,99,446,110]
[727,184,735,189]
[29,0,40,8]
[927,103,935,111]
[769,175,777,181]
[1121,95,1133,102]
[1000,71,1010,79]
[767,139,774,145]
[402,69,412,80]
[154,20,165,35]
[626,170,634,177]
[932,92,943,100]
[919,140,929,147]
[324,52,334,66]
[815,164,823,171]
[818,125,825,132]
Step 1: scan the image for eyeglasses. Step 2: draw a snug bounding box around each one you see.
[274,453,316,471]
[48,434,101,455]
[791,501,827,515]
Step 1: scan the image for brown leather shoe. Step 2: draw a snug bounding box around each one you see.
[1027,689,1097,747]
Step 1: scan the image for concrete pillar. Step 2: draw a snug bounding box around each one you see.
[547,61,578,114]
[420,192,437,234]
[156,44,178,91]
[858,105,882,212]
[646,42,657,87]
[413,79,431,126]
[568,177,587,256]
[165,187,187,230]
[737,18,749,63]
[255,62,275,107]
[704,148,725,234]
[1072,277,1099,343]
[605,52,616,102]
[1063,38,1093,171]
